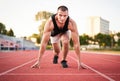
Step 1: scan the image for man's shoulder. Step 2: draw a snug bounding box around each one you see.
[46,17,53,25]
[68,17,77,31]
[48,17,52,21]
[69,18,75,23]
[68,18,76,27]
[46,17,54,29]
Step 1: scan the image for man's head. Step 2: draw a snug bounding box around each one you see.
[57,5,69,24]
[57,5,68,11]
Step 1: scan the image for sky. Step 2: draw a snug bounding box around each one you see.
[0,0,120,37]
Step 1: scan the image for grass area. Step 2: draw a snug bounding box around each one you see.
[46,45,120,54]
[86,49,120,54]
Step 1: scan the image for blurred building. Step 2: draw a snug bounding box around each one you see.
[87,16,109,37]
[0,34,37,51]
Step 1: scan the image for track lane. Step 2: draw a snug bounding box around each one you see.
[0,50,119,81]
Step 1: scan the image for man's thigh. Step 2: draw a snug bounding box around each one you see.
[61,30,71,42]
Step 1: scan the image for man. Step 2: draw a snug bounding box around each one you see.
[31,5,85,69]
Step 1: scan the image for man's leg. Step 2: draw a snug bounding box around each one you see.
[50,34,61,64]
[52,43,60,64]
[61,31,70,68]
[61,38,69,61]
[61,38,69,68]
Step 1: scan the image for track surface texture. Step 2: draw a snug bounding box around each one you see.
[0,50,119,81]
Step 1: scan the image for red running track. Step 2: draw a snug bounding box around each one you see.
[0,50,120,81]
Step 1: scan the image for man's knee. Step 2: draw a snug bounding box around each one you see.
[62,40,69,47]
[53,45,60,54]
[63,39,69,44]
[53,49,60,54]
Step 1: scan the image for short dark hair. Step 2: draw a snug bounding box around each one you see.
[57,5,68,11]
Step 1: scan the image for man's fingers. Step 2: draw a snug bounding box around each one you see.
[31,61,40,69]
[78,63,87,70]
[31,64,40,68]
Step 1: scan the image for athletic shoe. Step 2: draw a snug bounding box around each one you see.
[61,60,68,68]
[53,55,58,64]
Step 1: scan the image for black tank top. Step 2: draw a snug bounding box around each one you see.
[51,14,69,36]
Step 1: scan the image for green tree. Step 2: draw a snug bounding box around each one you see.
[95,33,111,48]
[116,32,120,46]
[70,38,73,48]
[31,33,40,44]
[95,33,103,47]
[0,22,7,35]
[35,11,53,43]
[36,11,53,21]
[38,20,46,38]
[7,28,15,36]
[80,34,91,45]
[104,34,111,47]
[117,39,120,46]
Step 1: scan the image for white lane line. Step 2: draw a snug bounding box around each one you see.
[0,58,37,76]
[0,53,50,76]
[6,73,120,76]
[68,55,115,81]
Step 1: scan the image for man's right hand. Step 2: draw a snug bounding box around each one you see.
[78,62,87,70]
[31,61,40,68]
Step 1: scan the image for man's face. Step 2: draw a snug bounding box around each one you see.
[57,10,68,24]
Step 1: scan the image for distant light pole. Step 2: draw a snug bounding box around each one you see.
[114,35,119,42]
[114,35,119,47]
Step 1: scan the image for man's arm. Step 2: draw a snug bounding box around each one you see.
[31,18,53,68]
[38,20,52,59]
[69,19,85,70]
